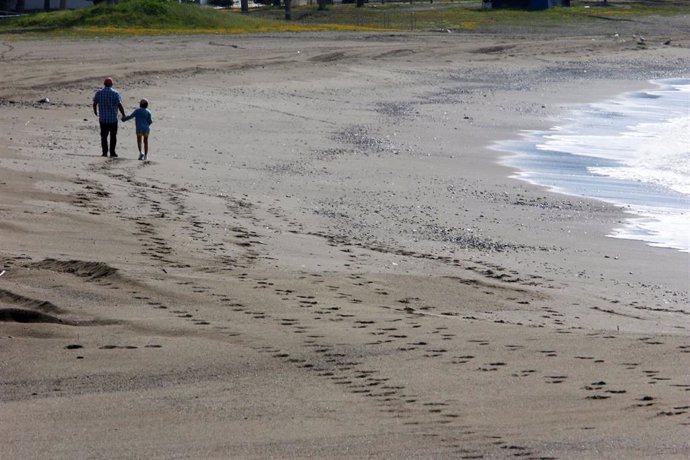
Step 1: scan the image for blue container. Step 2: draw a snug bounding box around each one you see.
[492,0,569,8]
[529,0,549,9]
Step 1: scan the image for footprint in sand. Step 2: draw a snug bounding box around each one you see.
[545,375,567,384]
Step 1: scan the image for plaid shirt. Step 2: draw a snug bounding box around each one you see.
[93,87,122,123]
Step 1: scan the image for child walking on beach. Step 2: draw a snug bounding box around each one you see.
[122,99,153,160]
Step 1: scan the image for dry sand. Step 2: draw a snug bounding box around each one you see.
[1,23,689,459]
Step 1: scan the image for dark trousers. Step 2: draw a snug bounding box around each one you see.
[100,122,118,156]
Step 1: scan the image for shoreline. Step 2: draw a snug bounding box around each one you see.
[494,78,690,254]
[1,32,689,458]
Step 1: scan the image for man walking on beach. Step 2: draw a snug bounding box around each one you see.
[93,77,125,158]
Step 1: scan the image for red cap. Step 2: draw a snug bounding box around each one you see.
[104,77,113,87]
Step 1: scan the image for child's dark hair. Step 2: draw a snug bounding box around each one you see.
[139,98,149,108]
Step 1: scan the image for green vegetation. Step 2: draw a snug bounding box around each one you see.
[0,0,274,33]
[0,0,686,36]
[276,1,690,31]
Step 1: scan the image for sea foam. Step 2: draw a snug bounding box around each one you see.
[495,79,690,253]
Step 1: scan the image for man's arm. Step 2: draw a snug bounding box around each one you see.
[93,101,98,117]
[118,103,125,118]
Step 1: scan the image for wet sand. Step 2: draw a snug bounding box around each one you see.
[1,27,689,458]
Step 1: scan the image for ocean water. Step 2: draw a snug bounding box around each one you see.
[494,79,690,253]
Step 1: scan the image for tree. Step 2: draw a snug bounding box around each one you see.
[241,0,248,11]
[317,0,327,10]
[284,0,291,20]
[356,0,364,7]
[44,0,50,11]
[60,0,67,9]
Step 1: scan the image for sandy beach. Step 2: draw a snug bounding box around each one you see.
[1,21,689,459]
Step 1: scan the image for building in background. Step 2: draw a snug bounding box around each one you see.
[2,0,93,12]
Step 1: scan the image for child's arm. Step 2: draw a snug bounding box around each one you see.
[147,112,153,126]
[122,111,135,122]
